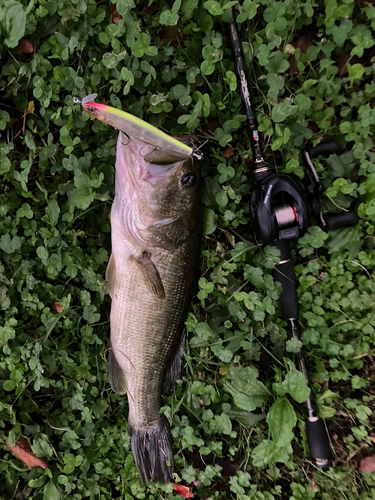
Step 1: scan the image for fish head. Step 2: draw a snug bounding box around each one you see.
[115,133,201,249]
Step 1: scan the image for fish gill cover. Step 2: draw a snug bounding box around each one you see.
[1,1,375,499]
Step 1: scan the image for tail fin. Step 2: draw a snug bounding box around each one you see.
[128,416,174,485]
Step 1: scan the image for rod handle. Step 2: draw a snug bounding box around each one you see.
[306,418,332,468]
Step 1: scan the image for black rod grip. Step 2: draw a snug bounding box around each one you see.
[306,418,332,468]
[273,241,298,320]
[324,211,359,231]
[307,138,344,158]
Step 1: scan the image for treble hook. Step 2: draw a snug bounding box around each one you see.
[139,144,158,159]
[192,139,207,160]
[120,131,130,146]
[73,93,98,105]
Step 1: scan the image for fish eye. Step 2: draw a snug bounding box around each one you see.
[180,173,196,188]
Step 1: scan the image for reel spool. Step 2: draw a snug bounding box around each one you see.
[274,205,298,229]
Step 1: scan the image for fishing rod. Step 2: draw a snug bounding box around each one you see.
[227,8,268,182]
[227,6,358,468]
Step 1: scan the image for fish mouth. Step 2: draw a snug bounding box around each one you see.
[117,132,188,187]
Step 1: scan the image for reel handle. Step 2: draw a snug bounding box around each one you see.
[324,211,359,231]
[307,138,345,159]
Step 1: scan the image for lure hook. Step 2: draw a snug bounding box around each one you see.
[73,93,98,106]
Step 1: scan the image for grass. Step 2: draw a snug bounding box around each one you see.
[1,0,375,498]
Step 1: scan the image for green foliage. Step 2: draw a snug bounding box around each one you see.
[1,0,375,499]
[224,366,271,411]
[0,0,26,48]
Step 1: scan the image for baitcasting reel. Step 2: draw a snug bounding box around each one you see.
[250,138,359,246]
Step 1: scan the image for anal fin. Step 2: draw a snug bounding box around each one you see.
[108,345,127,395]
[162,330,186,393]
[130,251,165,299]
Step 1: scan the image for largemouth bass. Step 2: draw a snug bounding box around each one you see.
[81,100,202,484]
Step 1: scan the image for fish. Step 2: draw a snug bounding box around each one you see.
[81,99,202,484]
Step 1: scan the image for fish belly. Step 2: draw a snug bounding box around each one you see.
[108,221,200,483]
[110,225,200,428]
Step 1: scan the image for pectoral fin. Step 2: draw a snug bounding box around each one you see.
[130,251,165,299]
[106,254,117,297]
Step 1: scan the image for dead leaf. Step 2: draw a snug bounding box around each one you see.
[186,446,213,471]
[52,302,63,313]
[6,117,22,130]
[307,120,319,133]
[360,456,375,473]
[109,3,122,25]
[14,490,31,500]
[160,26,185,47]
[142,5,159,15]
[244,158,254,170]
[351,164,360,179]
[219,366,229,376]
[289,35,315,73]
[173,483,194,498]
[217,457,239,477]
[204,121,221,136]
[27,101,35,115]
[6,437,48,470]
[14,38,35,54]
[51,302,66,318]
[222,147,234,159]
[215,483,227,491]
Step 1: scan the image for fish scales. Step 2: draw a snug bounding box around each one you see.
[106,132,201,484]
[110,236,200,425]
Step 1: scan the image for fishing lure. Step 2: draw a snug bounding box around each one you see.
[75,93,195,162]
[74,94,203,160]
